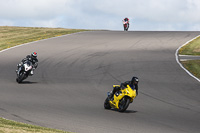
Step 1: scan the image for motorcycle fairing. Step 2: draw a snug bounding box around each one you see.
[109,85,136,109]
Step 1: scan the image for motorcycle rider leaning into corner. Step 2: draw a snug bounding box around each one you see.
[109,77,139,100]
[16,52,38,76]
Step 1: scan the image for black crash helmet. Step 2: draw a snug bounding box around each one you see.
[131,77,139,84]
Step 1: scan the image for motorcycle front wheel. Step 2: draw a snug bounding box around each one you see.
[16,72,25,83]
[104,97,111,109]
[118,97,130,112]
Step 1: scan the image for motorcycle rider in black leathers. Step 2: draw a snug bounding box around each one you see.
[16,52,38,76]
[109,77,139,99]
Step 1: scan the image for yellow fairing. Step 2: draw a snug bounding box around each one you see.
[110,85,136,109]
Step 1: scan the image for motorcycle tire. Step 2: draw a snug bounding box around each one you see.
[16,72,24,83]
[104,98,111,109]
[118,97,130,112]
[16,78,19,82]
[124,27,126,31]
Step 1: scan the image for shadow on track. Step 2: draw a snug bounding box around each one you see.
[124,110,138,113]
[19,81,38,84]
[106,108,138,113]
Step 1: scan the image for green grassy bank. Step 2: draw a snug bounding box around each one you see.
[179,36,200,55]
[0,26,87,51]
[179,36,200,79]
[0,117,70,133]
[181,60,200,79]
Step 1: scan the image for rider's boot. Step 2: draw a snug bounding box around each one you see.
[29,70,34,76]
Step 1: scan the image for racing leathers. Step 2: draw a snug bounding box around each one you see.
[17,55,38,75]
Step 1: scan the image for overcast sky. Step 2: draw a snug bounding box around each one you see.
[0,0,200,31]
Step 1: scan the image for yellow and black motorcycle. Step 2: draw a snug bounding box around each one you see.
[104,85,136,112]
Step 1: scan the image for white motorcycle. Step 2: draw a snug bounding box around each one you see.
[16,60,33,83]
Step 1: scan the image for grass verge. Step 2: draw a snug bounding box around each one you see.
[0,26,87,133]
[0,26,87,51]
[0,117,70,133]
[179,35,200,80]
[181,60,200,79]
[179,36,200,55]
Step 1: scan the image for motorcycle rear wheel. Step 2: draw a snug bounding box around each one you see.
[118,97,130,112]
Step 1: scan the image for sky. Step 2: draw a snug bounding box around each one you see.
[0,0,200,31]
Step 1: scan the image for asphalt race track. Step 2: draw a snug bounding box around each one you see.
[0,31,200,133]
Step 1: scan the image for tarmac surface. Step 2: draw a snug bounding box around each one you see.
[0,31,200,133]
[179,55,200,61]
